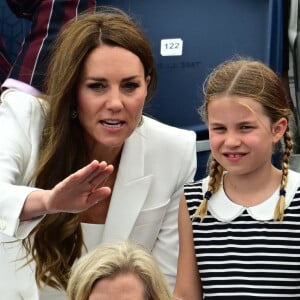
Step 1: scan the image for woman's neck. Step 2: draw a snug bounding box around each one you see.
[90,145,123,167]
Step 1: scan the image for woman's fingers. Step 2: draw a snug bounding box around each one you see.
[88,165,114,192]
[66,160,113,190]
[87,186,112,205]
[47,161,114,213]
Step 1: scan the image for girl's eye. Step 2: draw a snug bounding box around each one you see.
[211,126,226,132]
[240,125,253,130]
[123,82,140,91]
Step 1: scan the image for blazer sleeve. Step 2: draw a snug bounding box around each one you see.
[151,129,197,291]
[0,89,45,241]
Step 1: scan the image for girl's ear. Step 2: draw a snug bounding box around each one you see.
[272,117,288,143]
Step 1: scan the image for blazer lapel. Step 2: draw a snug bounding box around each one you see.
[102,125,153,242]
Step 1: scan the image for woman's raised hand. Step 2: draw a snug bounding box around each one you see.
[45,160,113,213]
[21,160,113,220]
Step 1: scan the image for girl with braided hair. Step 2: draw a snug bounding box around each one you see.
[173,58,300,300]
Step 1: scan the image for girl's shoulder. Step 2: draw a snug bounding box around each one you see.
[287,169,300,200]
[184,175,209,190]
[184,176,209,204]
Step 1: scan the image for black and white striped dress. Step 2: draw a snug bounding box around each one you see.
[185,169,300,299]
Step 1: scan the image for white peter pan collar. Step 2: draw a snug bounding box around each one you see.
[203,169,300,222]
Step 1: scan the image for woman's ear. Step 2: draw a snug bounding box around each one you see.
[272,117,288,143]
[146,75,151,87]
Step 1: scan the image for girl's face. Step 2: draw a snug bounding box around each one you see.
[77,45,150,156]
[207,95,287,177]
[88,272,146,300]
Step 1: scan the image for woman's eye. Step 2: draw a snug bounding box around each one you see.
[123,82,139,91]
[87,82,106,90]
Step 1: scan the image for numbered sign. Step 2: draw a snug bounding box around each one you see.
[160,38,183,56]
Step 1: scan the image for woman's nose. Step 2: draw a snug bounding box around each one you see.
[105,88,123,111]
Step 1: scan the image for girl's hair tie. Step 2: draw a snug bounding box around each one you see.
[204,190,212,200]
[279,189,286,197]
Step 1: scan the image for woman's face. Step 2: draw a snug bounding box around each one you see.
[88,272,146,300]
[77,45,150,155]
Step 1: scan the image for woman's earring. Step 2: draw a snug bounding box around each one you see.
[71,109,78,119]
[138,116,144,127]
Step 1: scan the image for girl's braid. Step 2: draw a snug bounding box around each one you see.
[274,126,293,221]
[194,158,224,221]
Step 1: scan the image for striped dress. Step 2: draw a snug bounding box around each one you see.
[185,169,300,299]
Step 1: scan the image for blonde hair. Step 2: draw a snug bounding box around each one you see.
[194,58,293,222]
[67,240,172,300]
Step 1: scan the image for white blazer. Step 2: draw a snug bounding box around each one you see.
[0,89,197,299]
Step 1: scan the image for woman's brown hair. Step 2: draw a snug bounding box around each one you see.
[23,6,157,289]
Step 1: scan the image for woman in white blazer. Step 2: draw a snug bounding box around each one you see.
[0,7,196,300]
